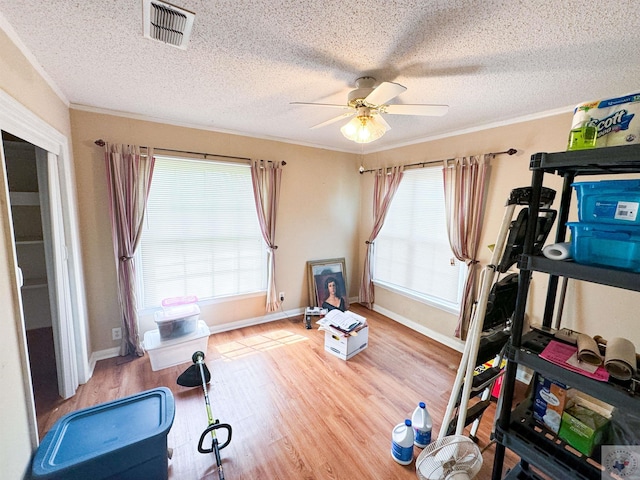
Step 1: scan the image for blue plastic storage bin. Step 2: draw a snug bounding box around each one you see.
[567,222,640,272]
[572,179,640,225]
[30,387,175,480]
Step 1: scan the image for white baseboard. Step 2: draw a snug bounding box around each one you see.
[371,304,532,385]
[371,304,466,353]
[88,308,305,367]
[88,346,120,376]
[206,307,304,334]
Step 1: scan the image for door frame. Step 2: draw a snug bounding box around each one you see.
[37,148,80,397]
[0,90,89,442]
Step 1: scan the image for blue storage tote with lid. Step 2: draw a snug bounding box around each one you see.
[30,387,175,480]
[572,179,640,225]
[567,222,640,272]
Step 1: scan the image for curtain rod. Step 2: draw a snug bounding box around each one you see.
[358,148,517,174]
[94,139,286,165]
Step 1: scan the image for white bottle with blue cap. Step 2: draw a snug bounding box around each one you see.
[411,402,432,448]
[391,419,414,465]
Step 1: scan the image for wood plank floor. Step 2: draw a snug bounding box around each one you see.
[34,304,524,479]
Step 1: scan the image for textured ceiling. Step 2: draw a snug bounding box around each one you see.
[1,1,640,153]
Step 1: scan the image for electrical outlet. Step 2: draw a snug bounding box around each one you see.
[279,291,285,302]
[112,327,122,341]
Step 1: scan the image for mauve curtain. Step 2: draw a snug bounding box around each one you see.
[443,154,491,340]
[359,165,404,308]
[251,159,282,312]
[104,143,155,356]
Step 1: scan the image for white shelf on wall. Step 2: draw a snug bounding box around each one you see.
[9,191,40,206]
[16,239,44,245]
[9,188,50,323]
[22,277,48,290]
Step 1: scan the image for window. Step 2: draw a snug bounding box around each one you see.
[137,156,267,309]
[373,166,466,313]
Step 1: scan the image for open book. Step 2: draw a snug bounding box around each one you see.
[323,309,366,333]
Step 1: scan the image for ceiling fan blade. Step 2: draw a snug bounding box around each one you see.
[384,104,449,116]
[364,82,407,106]
[310,112,354,129]
[291,102,351,110]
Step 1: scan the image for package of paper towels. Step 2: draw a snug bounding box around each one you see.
[572,92,640,147]
[542,242,572,260]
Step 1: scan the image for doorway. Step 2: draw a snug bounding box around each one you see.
[3,132,61,426]
[0,89,90,446]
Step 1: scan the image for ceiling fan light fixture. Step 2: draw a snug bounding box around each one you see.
[294,76,449,143]
[341,115,387,144]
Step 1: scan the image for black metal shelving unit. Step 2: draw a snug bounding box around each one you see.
[491,144,640,480]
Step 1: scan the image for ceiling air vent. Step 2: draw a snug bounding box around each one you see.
[143,0,195,50]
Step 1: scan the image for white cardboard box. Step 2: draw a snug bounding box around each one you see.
[144,320,210,371]
[324,324,368,360]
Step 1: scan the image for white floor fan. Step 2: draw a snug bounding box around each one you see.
[416,435,483,480]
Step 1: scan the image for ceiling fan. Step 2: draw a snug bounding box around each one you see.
[291,77,449,143]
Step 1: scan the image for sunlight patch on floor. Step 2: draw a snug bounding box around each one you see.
[213,330,308,361]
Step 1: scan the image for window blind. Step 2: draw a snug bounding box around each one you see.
[138,156,267,308]
[373,166,465,311]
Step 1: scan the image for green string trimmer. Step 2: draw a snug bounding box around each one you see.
[177,351,232,480]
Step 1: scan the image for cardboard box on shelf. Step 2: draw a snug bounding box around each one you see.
[532,373,568,433]
[558,390,614,456]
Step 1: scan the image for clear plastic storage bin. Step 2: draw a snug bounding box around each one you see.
[153,303,200,340]
[144,320,210,371]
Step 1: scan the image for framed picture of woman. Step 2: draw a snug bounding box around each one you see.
[306,258,349,310]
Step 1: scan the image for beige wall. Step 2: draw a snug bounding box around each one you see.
[0,27,72,480]
[0,30,70,136]
[69,109,362,350]
[359,115,640,347]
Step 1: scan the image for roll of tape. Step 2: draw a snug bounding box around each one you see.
[542,242,572,261]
